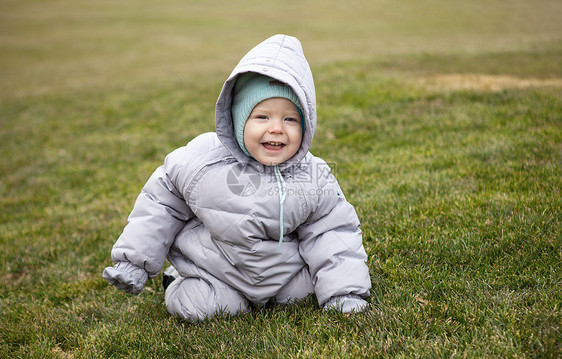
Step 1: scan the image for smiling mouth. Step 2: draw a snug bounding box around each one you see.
[262,142,286,151]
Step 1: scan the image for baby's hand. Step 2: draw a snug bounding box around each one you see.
[323,294,368,313]
[102,261,148,295]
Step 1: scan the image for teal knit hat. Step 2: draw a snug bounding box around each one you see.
[231,72,304,156]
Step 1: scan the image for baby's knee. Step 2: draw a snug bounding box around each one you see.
[275,267,314,305]
[165,277,214,321]
[165,277,249,321]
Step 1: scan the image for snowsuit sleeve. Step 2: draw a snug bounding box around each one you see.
[109,136,210,277]
[297,164,371,306]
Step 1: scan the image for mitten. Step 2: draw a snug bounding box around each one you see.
[323,294,368,313]
[102,261,148,295]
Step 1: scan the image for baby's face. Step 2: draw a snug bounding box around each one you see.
[243,97,303,166]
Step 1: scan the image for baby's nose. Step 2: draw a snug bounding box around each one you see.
[268,119,284,133]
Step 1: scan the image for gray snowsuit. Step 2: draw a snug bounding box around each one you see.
[104,34,371,320]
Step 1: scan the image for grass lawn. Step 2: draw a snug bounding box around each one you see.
[1,1,561,358]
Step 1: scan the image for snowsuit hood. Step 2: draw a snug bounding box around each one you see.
[215,34,317,170]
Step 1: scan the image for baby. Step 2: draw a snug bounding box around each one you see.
[103,34,371,321]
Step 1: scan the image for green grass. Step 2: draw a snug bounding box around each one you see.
[1,1,561,358]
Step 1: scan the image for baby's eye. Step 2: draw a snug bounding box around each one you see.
[284,117,298,122]
[254,115,268,120]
